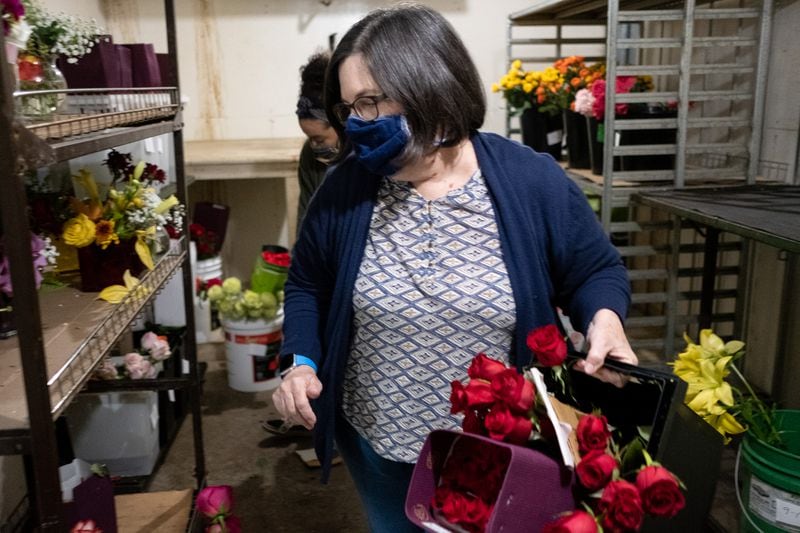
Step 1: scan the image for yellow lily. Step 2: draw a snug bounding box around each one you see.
[154,194,179,215]
[73,168,100,204]
[132,161,146,181]
[98,269,149,304]
[135,227,156,270]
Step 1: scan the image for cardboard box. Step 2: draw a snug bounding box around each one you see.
[65,391,160,477]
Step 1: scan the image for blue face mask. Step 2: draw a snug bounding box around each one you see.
[344,114,410,176]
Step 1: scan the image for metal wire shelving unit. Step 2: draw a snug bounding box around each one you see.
[505,0,774,357]
[0,1,205,530]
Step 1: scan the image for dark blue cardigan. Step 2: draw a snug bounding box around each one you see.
[281,131,630,480]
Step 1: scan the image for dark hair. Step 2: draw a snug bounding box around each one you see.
[296,52,331,120]
[325,4,485,164]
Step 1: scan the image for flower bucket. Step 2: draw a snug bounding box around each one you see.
[739,410,800,532]
[196,255,223,281]
[251,245,289,296]
[564,110,590,169]
[77,239,146,293]
[520,107,563,161]
[221,313,283,392]
[193,254,222,343]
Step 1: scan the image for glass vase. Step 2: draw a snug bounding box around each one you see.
[17,52,67,119]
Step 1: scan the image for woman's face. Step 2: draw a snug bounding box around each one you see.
[338,54,403,121]
[299,118,338,151]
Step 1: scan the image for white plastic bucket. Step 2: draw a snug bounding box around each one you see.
[196,255,223,281]
[222,313,283,392]
[192,246,223,343]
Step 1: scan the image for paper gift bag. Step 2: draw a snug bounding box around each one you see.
[406,430,574,532]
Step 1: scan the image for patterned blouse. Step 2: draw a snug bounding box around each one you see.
[342,169,517,462]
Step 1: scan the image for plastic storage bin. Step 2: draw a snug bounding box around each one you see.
[65,391,160,477]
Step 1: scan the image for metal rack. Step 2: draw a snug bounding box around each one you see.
[506,0,774,356]
[0,0,205,530]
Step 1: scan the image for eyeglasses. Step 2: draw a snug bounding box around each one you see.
[332,94,389,123]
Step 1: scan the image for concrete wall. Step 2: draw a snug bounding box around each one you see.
[100,0,533,141]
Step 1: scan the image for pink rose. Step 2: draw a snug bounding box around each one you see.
[71,520,102,533]
[94,358,119,380]
[141,331,171,361]
[196,485,234,519]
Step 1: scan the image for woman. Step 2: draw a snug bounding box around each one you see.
[295,51,339,236]
[274,5,636,531]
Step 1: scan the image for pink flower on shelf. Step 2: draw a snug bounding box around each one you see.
[70,520,102,533]
[197,485,234,519]
[205,516,241,533]
[95,358,119,380]
[123,352,157,379]
[140,331,171,361]
[590,76,639,120]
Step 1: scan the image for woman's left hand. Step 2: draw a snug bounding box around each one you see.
[573,308,638,387]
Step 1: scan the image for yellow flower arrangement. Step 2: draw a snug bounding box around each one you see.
[61,150,184,272]
[492,57,605,117]
[671,329,784,448]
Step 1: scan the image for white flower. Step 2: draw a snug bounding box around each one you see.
[574,88,595,117]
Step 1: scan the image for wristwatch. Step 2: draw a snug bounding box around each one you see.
[279,354,318,378]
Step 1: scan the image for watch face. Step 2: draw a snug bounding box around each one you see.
[279,354,295,373]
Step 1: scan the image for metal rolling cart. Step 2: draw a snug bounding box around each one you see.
[0,0,205,530]
[504,0,775,357]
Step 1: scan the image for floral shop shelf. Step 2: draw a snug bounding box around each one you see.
[0,241,185,435]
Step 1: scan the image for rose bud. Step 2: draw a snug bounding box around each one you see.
[636,465,686,518]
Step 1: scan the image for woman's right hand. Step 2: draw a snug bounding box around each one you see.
[271,366,323,430]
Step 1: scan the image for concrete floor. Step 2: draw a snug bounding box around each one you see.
[149,343,368,532]
[150,342,741,532]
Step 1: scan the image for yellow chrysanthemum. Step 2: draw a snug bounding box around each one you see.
[511,59,522,70]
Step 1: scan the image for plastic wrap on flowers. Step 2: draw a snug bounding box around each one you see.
[405,430,574,532]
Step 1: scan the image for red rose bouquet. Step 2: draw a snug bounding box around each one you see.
[434,324,687,532]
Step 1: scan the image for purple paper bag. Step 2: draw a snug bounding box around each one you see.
[59,35,126,88]
[65,475,118,533]
[117,45,132,88]
[123,43,162,87]
[156,53,177,87]
[406,430,575,532]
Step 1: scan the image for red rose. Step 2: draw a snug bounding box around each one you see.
[636,465,686,518]
[490,368,535,414]
[462,409,487,435]
[450,381,469,414]
[484,402,532,445]
[206,277,223,288]
[576,450,618,492]
[526,324,567,366]
[434,486,493,532]
[598,480,644,532]
[576,414,611,454]
[467,352,508,381]
[543,510,600,533]
[189,223,205,238]
[450,380,494,415]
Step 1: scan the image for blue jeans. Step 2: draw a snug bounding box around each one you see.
[334,416,423,533]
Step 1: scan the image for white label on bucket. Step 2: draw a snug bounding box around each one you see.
[777,499,800,528]
[749,477,800,531]
[547,129,563,146]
